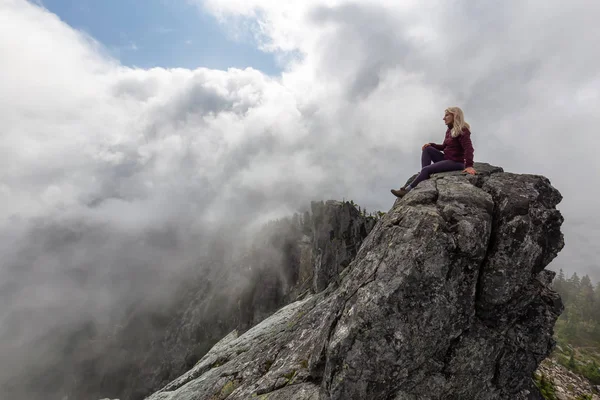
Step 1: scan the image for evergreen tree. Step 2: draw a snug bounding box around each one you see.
[552,271,600,382]
[553,269,566,295]
[292,213,300,228]
[562,272,581,309]
[594,282,600,322]
[569,272,581,292]
[579,275,595,322]
[303,211,311,235]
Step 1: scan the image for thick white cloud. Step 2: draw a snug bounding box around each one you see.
[200,0,600,279]
[1,0,599,395]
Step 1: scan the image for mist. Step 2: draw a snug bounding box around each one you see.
[1,0,599,398]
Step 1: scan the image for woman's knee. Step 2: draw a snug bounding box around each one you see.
[420,165,433,176]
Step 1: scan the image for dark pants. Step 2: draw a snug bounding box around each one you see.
[409,146,464,187]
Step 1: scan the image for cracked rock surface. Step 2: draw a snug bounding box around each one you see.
[146,163,565,400]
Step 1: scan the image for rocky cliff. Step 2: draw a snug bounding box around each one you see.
[143,163,565,400]
[47,199,376,400]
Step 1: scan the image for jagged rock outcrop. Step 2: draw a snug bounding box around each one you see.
[145,163,565,400]
[311,200,377,292]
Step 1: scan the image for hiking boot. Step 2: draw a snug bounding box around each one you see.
[390,187,409,198]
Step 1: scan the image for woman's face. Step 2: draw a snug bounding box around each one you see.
[443,112,454,125]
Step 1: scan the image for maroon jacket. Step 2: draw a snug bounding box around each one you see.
[429,126,474,168]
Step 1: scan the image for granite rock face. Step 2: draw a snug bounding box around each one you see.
[311,200,377,293]
[145,163,565,400]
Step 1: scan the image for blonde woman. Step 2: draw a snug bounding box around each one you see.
[391,107,476,198]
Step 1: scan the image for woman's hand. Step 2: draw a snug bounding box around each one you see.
[422,143,431,150]
[463,167,476,175]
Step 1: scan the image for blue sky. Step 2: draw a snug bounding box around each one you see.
[39,0,281,74]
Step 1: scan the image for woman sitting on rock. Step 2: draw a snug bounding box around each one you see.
[391,106,476,198]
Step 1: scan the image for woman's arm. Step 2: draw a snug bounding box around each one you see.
[459,128,475,169]
[428,142,445,151]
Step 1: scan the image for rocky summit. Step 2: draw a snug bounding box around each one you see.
[141,163,565,400]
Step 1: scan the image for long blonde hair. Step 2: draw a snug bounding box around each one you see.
[445,107,470,138]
